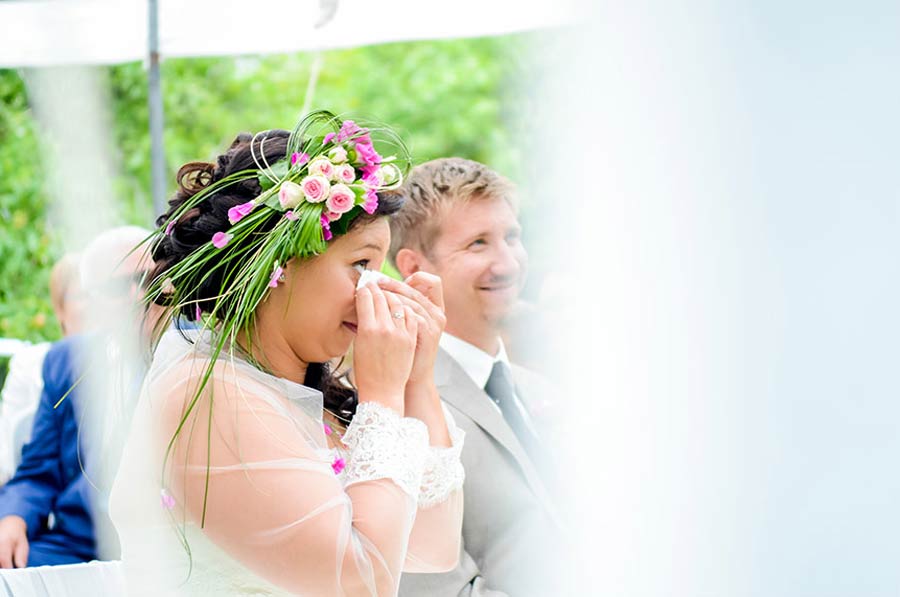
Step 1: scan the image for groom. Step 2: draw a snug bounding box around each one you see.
[389,158,562,596]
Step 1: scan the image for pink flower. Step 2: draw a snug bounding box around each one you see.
[326,183,355,214]
[279,181,304,209]
[308,157,335,180]
[160,488,176,510]
[227,200,255,224]
[165,220,175,236]
[323,423,333,436]
[361,164,380,181]
[362,188,379,215]
[269,263,284,288]
[337,120,361,142]
[195,305,202,321]
[334,164,357,184]
[324,210,342,222]
[300,175,331,203]
[362,170,383,188]
[291,152,310,167]
[331,457,345,475]
[323,132,336,145]
[212,231,231,248]
[320,214,333,241]
[354,141,381,167]
[284,210,299,221]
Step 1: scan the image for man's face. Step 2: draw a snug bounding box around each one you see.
[423,197,528,343]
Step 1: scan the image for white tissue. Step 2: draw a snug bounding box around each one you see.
[356,268,391,290]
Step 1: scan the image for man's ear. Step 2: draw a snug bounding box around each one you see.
[394,248,424,279]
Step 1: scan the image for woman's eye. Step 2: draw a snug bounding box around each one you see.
[468,238,487,249]
[353,260,370,273]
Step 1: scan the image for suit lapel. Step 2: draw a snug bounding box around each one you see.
[435,348,553,507]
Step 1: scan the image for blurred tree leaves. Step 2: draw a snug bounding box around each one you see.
[0,34,538,342]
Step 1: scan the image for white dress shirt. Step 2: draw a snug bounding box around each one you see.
[0,342,50,484]
[438,333,540,438]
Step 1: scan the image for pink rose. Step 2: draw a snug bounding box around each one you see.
[300,175,331,203]
[227,200,255,224]
[335,163,357,184]
[279,181,304,209]
[326,183,355,214]
[324,210,342,222]
[308,157,335,179]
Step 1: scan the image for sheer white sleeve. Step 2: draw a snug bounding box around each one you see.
[342,401,429,498]
[418,404,466,508]
[403,403,466,573]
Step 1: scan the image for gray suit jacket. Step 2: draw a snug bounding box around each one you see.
[399,349,563,597]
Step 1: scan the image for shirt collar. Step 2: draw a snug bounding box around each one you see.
[439,333,510,389]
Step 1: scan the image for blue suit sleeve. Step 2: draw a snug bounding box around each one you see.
[0,345,66,538]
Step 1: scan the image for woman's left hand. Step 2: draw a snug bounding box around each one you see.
[377,272,446,387]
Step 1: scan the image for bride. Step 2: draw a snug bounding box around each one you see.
[109,111,465,595]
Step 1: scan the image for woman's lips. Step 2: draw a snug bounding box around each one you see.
[343,322,358,333]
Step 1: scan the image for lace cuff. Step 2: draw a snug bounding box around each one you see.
[418,405,466,508]
[342,401,429,498]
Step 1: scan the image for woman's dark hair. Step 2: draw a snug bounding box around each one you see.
[149,130,403,421]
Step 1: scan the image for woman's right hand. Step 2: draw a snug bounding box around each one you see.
[353,282,418,413]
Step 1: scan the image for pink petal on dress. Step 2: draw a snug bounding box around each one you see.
[323,423,333,436]
[331,457,345,475]
[160,488,176,510]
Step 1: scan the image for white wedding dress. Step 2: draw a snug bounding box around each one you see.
[109,329,465,596]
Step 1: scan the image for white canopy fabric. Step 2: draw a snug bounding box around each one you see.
[0,0,567,68]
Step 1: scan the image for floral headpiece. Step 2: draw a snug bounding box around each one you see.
[145,110,409,334]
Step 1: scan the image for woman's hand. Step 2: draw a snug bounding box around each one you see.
[376,273,446,387]
[377,273,452,447]
[353,283,418,413]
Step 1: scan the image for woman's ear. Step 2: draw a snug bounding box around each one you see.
[394,248,423,279]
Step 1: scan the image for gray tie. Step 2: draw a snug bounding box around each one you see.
[484,361,542,464]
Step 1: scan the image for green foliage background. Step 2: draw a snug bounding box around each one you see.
[0,35,542,343]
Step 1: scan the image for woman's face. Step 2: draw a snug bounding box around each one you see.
[258,218,391,364]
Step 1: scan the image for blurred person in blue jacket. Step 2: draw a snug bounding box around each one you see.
[0,226,160,568]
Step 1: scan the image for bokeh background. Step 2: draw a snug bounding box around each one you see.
[0,33,547,344]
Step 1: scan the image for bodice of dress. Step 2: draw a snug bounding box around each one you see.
[109,329,464,596]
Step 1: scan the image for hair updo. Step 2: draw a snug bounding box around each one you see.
[148,130,404,420]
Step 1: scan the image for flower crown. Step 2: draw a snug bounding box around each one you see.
[145,110,410,332]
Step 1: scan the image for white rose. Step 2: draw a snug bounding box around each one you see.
[279,181,304,209]
[378,163,401,186]
[328,146,348,164]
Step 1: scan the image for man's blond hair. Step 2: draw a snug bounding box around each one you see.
[388,157,517,264]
